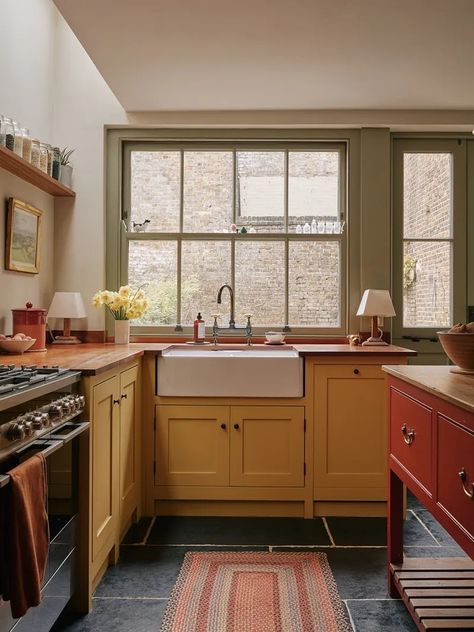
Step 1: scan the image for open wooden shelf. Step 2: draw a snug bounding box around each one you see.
[0,145,75,197]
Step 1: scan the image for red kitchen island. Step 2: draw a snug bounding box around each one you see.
[383,365,474,631]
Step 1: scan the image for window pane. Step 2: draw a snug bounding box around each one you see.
[236,152,284,233]
[403,153,452,239]
[403,241,451,328]
[288,151,340,232]
[235,241,285,326]
[128,241,177,325]
[183,152,233,232]
[289,241,340,327]
[181,241,231,325]
[130,151,180,232]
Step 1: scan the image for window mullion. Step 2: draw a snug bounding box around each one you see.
[175,151,184,331]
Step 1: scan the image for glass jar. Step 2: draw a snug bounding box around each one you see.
[46,144,53,176]
[30,139,41,168]
[52,147,61,179]
[13,122,23,156]
[0,115,5,146]
[4,118,15,151]
[39,142,49,173]
[317,220,325,234]
[21,128,32,162]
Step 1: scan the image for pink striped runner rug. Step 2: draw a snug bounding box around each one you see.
[160,551,350,631]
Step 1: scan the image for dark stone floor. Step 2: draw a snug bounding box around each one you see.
[52,495,466,631]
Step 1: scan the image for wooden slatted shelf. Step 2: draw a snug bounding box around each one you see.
[0,145,75,197]
[391,558,474,630]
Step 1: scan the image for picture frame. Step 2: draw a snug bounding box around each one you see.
[5,198,42,274]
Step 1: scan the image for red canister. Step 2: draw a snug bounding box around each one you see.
[12,302,47,351]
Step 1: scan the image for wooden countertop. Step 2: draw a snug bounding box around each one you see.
[383,365,474,414]
[0,342,415,375]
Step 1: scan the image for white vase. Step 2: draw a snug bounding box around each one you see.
[114,320,130,344]
[59,164,73,188]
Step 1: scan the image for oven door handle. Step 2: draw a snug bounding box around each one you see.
[15,439,65,459]
[48,421,90,444]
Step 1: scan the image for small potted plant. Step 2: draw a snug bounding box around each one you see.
[59,147,75,188]
[92,285,150,343]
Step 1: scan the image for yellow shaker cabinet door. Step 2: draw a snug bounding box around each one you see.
[119,364,140,534]
[314,365,387,501]
[230,406,305,487]
[155,405,230,486]
[91,374,120,564]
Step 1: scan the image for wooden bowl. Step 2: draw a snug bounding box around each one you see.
[437,332,474,372]
[0,338,36,354]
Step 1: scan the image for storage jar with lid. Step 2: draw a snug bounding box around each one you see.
[21,128,32,162]
[12,303,47,351]
[46,144,53,176]
[39,142,48,173]
[3,118,15,151]
[30,139,41,168]
[0,115,5,146]
[13,122,23,156]
[52,147,61,179]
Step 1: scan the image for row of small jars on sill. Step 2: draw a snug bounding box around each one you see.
[295,219,345,234]
[0,115,61,179]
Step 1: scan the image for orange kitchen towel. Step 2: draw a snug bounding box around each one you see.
[4,453,49,618]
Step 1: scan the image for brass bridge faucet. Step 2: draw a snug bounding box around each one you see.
[213,284,252,345]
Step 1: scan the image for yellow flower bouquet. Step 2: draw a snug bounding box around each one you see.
[92,285,150,320]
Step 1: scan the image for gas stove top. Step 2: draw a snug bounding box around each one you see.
[0,364,81,412]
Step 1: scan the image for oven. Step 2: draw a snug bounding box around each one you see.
[0,365,89,632]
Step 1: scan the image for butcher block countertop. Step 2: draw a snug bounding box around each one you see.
[383,364,474,414]
[1,342,416,376]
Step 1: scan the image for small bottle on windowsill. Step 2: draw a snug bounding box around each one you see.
[193,313,205,343]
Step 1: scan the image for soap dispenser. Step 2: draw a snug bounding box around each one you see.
[193,312,205,343]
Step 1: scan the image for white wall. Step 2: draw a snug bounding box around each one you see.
[0,0,56,332]
[52,13,127,330]
[0,0,127,333]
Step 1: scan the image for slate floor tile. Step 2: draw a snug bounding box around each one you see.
[404,545,468,558]
[147,515,330,546]
[346,599,417,631]
[326,514,438,547]
[274,547,389,600]
[51,598,167,632]
[411,509,465,551]
[121,517,153,545]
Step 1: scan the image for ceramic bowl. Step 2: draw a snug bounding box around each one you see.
[264,331,286,344]
[437,332,474,372]
[0,338,36,354]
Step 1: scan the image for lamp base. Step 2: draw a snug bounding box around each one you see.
[361,337,389,346]
[52,335,82,345]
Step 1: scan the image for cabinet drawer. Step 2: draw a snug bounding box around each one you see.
[438,415,474,540]
[390,388,432,492]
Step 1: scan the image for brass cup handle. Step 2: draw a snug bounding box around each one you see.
[458,467,474,499]
[401,424,415,445]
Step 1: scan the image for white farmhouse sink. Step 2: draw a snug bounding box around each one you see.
[157,346,303,397]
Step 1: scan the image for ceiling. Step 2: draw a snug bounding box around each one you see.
[54,0,474,113]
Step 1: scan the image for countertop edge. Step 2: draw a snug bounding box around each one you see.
[382,365,474,414]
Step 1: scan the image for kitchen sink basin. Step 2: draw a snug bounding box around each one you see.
[157,346,303,397]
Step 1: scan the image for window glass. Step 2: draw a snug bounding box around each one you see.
[130,151,180,232]
[183,151,233,233]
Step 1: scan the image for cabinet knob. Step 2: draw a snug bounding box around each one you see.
[401,423,415,445]
[234,423,240,430]
[220,423,227,430]
[121,393,128,400]
[353,368,360,375]
[458,467,474,499]
[113,399,120,405]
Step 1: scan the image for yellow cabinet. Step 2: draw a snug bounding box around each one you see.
[91,374,120,567]
[83,360,141,596]
[119,364,141,535]
[155,405,230,486]
[314,364,387,501]
[155,404,305,489]
[230,406,305,487]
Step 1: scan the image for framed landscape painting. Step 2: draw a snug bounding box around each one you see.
[5,198,42,274]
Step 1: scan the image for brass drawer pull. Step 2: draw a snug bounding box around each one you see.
[458,467,474,499]
[401,424,415,445]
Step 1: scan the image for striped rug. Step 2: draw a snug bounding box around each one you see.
[160,551,350,631]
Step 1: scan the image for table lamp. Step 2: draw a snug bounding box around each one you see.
[48,292,87,344]
[356,289,396,346]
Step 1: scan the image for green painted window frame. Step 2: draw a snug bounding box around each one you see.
[392,138,468,344]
